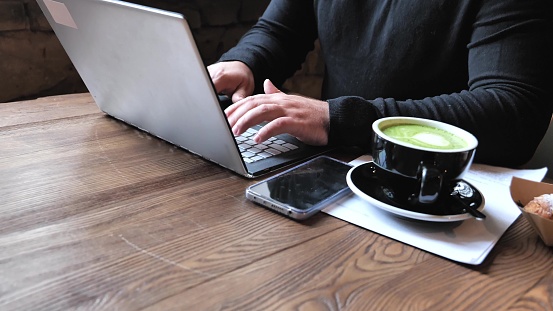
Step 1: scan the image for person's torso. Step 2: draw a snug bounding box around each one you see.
[313,0,477,100]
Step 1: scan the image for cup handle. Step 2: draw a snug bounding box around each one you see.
[418,163,443,204]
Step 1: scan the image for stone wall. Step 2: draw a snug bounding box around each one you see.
[0,0,323,103]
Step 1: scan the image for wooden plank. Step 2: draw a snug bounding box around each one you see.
[509,269,553,311]
[143,225,431,310]
[142,217,553,310]
[135,217,553,311]
[0,93,99,128]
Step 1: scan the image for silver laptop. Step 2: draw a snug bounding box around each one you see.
[36,0,332,178]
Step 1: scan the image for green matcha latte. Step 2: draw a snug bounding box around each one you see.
[382,124,468,150]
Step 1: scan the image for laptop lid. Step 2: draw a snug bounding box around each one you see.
[36,0,331,178]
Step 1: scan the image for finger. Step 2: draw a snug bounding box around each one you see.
[211,78,234,95]
[208,67,245,98]
[232,102,286,136]
[257,117,328,145]
[225,94,271,124]
[253,117,296,143]
[231,78,256,103]
[232,88,248,103]
[263,79,281,94]
[224,97,250,122]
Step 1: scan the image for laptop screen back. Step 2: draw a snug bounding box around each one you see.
[37,0,248,175]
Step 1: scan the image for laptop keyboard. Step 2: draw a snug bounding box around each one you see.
[236,128,298,163]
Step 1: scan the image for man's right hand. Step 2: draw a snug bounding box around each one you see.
[207,61,255,103]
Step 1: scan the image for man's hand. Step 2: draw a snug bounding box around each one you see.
[225,79,330,146]
[207,61,255,103]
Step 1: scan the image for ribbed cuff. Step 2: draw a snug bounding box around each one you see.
[327,96,381,150]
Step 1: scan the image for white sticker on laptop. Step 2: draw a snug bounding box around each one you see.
[43,0,78,29]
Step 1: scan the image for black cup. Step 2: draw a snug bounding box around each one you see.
[371,117,478,206]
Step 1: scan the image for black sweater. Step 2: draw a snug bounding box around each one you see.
[219,0,553,167]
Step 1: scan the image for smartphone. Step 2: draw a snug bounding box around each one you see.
[245,156,353,220]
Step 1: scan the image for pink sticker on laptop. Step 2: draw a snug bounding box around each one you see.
[43,0,78,29]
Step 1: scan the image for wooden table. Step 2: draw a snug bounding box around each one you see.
[1,93,552,310]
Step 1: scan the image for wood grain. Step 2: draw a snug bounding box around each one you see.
[1,94,552,310]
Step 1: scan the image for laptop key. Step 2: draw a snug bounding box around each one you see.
[265,148,282,155]
[237,127,299,162]
[242,151,255,158]
[269,144,290,152]
[251,155,264,162]
[248,147,262,154]
[254,144,268,150]
[257,152,272,158]
[282,143,298,150]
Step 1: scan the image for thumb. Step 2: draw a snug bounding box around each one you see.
[232,91,247,103]
[263,79,282,94]
[232,81,255,103]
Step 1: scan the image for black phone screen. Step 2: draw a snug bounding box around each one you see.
[248,156,352,211]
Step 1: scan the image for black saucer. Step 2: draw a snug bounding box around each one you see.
[346,162,485,222]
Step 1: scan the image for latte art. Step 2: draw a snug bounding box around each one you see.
[411,132,451,147]
[382,124,468,150]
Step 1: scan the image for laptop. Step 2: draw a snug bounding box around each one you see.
[36,0,332,178]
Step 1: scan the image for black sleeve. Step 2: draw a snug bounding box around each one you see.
[218,0,318,92]
[328,0,553,167]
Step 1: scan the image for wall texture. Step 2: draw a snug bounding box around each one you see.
[0,0,323,103]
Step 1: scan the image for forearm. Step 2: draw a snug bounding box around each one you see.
[328,85,551,167]
[378,90,550,167]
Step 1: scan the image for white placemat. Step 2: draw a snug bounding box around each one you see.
[323,155,547,265]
